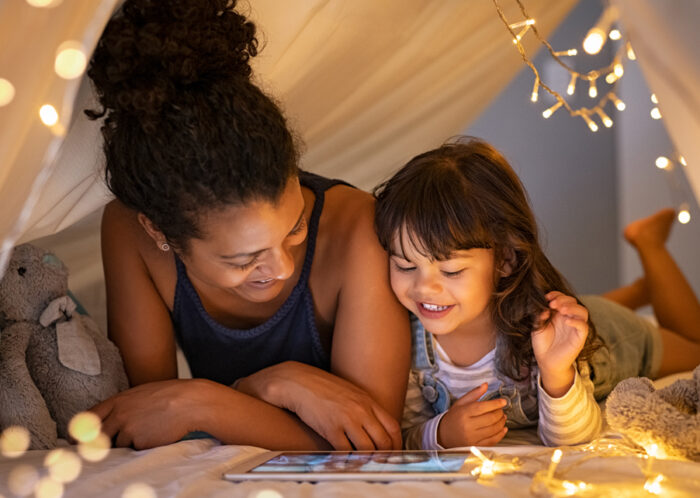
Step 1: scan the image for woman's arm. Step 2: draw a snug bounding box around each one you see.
[102,201,178,385]
[330,193,411,421]
[91,378,329,450]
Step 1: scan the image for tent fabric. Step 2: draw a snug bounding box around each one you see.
[612,0,700,203]
[1,0,579,328]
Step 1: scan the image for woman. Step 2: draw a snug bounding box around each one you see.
[87,0,410,450]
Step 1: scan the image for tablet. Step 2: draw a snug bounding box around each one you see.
[223,450,478,481]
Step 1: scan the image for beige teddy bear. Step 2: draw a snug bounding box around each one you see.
[605,365,700,461]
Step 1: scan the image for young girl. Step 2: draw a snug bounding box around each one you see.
[85,0,410,450]
[374,138,700,449]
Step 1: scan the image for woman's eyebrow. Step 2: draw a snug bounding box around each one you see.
[219,207,305,260]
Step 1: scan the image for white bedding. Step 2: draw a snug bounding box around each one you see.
[2,436,700,497]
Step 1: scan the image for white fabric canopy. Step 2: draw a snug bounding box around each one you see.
[1,0,576,276]
[612,0,700,204]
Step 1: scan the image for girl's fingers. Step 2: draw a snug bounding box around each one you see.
[565,318,589,337]
[475,427,508,446]
[468,399,507,417]
[472,411,506,431]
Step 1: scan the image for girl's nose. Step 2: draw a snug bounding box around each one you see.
[414,270,443,295]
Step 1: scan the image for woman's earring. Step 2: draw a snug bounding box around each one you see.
[160,242,170,252]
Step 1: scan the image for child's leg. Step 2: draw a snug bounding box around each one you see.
[623,208,700,376]
[623,208,700,342]
[656,327,700,377]
[601,277,648,310]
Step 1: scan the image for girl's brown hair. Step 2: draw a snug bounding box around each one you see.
[374,137,601,380]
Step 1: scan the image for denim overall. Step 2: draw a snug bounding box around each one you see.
[410,314,539,429]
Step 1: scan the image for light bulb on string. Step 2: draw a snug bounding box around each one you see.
[609,29,621,40]
[588,78,598,98]
[679,156,687,166]
[651,94,658,104]
[627,42,636,60]
[582,113,599,132]
[613,63,624,77]
[650,107,662,119]
[531,77,539,102]
[655,156,670,169]
[509,19,535,30]
[605,72,618,84]
[678,206,691,224]
[542,100,563,119]
[595,108,613,127]
[554,49,578,56]
[583,6,618,54]
[567,74,577,95]
[609,93,626,111]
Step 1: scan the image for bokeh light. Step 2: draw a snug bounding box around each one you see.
[68,411,102,443]
[655,156,670,169]
[54,41,87,80]
[0,78,16,107]
[35,476,64,498]
[39,104,59,126]
[77,432,111,462]
[122,482,157,498]
[26,0,63,7]
[0,425,31,458]
[45,449,82,483]
[249,490,284,498]
[8,464,39,496]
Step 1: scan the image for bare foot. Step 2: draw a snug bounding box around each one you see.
[623,208,676,249]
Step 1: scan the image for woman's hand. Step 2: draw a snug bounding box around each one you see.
[235,361,402,451]
[437,383,508,448]
[531,291,589,397]
[90,379,212,449]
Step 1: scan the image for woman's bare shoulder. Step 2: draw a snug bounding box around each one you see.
[101,200,176,307]
[321,185,377,248]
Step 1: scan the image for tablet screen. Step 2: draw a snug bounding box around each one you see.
[248,451,469,474]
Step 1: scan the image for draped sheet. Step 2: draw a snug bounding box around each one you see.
[612,0,700,204]
[1,0,576,285]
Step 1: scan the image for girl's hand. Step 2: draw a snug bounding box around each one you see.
[235,361,402,451]
[437,383,508,448]
[531,291,589,397]
[90,379,214,449]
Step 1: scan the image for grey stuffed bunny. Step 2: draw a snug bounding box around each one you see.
[605,365,700,461]
[0,243,128,449]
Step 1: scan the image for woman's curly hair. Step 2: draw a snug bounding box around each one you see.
[86,0,299,251]
[374,138,603,381]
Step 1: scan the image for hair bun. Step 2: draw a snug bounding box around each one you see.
[88,0,257,123]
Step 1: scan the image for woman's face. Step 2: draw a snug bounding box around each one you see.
[180,176,308,303]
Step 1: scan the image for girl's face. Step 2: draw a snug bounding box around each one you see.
[180,176,308,303]
[389,229,496,337]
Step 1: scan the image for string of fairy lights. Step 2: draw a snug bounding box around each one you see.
[492,0,694,225]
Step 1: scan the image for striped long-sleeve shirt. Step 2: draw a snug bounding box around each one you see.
[402,341,603,449]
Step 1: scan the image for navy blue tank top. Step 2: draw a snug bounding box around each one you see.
[171,172,348,386]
